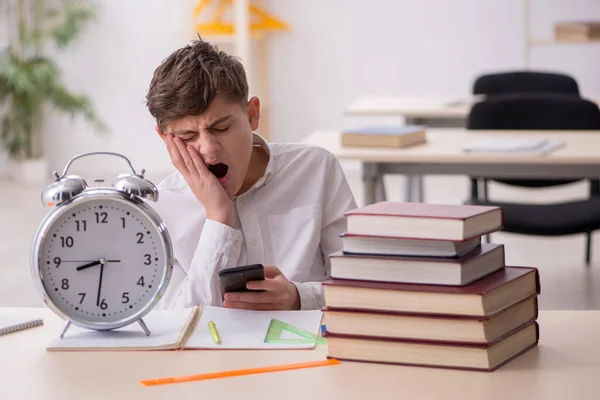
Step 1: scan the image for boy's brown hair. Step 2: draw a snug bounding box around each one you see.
[146,37,249,132]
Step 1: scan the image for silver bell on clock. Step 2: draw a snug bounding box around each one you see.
[31,152,173,339]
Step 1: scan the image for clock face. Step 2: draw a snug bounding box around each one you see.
[36,194,170,328]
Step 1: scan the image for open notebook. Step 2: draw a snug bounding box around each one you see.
[0,315,43,336]
[46,306,324,351]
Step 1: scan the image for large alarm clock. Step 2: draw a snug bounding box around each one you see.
[30,152,173,339]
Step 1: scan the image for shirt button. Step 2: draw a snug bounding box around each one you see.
[240,198,246,204]
[251,239,257,247]
[234,240,240,248]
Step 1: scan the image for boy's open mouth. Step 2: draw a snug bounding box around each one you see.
[208,163,229,179]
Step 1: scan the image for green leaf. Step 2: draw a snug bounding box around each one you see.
[0,1,106,159]
[48,83,108,133]
[51,0,99,49]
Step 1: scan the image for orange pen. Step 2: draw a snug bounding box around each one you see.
[140,358,340,386]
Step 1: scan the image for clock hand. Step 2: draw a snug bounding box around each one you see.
[76,259,121,271]
[76,260,101,271]
[96,261,105,307]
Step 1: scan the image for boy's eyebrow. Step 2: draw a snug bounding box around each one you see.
[170,115,233,135]
[207,114,233,128]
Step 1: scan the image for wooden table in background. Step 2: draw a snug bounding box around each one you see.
[345,95,600,127]
[304,128,600,204]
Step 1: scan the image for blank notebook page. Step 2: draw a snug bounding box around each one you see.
[186,306,323,349]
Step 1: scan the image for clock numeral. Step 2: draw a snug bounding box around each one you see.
[136,232,144,244]
[99,299,108,310]
[61,278,69,290]
[60,236,74,248]
[95,212,108,224]
[137,276,145,287]
[121,217,126,229]
[122,292,130,303]
[75,220,87,231]
[144,254,151,265]
[78,292,86,304]
[53,257,61,268]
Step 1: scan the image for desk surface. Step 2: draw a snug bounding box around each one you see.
[1,307,599,400]
[345,95,600,118]
[305,128,600,164]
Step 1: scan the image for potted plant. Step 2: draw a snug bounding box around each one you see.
[0,0,107,183]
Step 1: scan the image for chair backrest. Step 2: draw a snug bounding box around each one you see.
[472,71,580,96]
[468,94,600,189]
[468,93,600,131]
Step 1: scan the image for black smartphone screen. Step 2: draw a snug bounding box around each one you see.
[218,264,265,299]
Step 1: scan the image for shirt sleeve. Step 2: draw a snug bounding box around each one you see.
[156,219,243,309]
[291,153,358,310]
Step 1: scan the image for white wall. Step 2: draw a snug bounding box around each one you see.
[266,0,600,143]
[0,0,199,181]
[1,0,599,181]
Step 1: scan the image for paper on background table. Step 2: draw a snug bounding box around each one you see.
[46,307,195,350]
[185,307,323,349]
[463,137,566,155]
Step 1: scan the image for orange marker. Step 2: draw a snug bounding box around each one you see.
[140,358,340,386]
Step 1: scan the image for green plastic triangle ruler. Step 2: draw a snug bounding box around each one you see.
[264,318,327,344]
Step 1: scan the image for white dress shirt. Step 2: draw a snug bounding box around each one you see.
[149,133,357,310]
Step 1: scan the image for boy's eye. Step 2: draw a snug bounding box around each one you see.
[181,135,198,142]
[212,126,230,133]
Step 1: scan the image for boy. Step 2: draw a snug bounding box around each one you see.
[145,37,356,310]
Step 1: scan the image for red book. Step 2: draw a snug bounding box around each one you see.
[323,295,538,345]
[325,320,539,372]
[322,266,540,317]
[345,201,503,240]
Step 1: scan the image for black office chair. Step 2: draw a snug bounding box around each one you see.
[466,93,600,265]
[473,71,580,97]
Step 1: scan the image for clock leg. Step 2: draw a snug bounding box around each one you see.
[59,320,72,339]
[138,318,151,336]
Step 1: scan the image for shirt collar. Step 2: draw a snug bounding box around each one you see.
[252,132,274,185]
[232,132,274,200]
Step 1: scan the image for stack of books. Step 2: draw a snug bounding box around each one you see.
[322,201,540,372]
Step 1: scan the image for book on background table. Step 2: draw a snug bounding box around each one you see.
[555,21,600,40]
[0,315,43,336]
[345,201,503,241]
[340,233,481,258]
[322,266,540,317]
[341,125,427,148]
[330,243,505,286]
[46,306,323,351]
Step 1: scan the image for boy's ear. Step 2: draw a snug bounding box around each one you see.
[247,96,260,130]
[156,126,166,141]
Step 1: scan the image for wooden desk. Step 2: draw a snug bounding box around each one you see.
[345,95,600,128]
[304,129,600,204]
[1,307,599,399]
[345,96,473,127]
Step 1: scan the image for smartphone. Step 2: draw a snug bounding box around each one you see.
[218,263,265,299]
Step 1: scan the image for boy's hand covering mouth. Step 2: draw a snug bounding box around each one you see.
[166,135,234,226]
